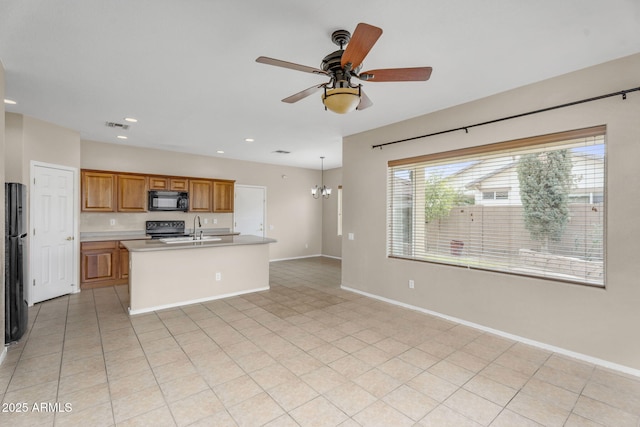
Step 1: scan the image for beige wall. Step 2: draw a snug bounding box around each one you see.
[5,112,81,185]
[321,167,342,258]
[4,112,23,182]
[1,62,6,353]
[21,115,81,174]
[342,53,640,371]
[81,140,323,261]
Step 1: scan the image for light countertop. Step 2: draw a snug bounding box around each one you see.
[80,231,150,242]
[121,234,276,252]
[80,228,239,243]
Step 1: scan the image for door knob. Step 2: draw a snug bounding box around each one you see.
[66,236,74,241]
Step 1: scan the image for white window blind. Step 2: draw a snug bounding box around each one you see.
[387,126,606,286]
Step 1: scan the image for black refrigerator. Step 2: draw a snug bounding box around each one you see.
[5,182,28,343]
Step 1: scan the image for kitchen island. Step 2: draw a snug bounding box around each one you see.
[122,235,276,314]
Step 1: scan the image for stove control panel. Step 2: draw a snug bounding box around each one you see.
[145,220,186,233]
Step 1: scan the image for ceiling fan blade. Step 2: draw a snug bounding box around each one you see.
[356,90,373,110]
[282,84,325,103]
[340,23,383,70]
[256,56,328,76]
[360,67,433,82]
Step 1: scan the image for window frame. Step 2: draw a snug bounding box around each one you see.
[387,125,606,287]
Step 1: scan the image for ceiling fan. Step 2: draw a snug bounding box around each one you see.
[256,23,433,114]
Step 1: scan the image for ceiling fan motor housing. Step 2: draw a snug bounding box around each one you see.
[321,49,361,87]
[331,29,351,48]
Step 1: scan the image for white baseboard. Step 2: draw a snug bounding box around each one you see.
[270,254,323,262]
[128,286,270,315]
[341,285,640,378]
[270,254,341,262]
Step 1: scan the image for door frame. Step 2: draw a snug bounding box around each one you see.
[234,185,267,237]
[29,161,80,305]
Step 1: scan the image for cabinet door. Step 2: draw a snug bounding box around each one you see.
[189,179,213,212]
[170,178,188,191]
[117,174,148,212]
[213,180,235,212]
[81,241,118,285]
[82,171,116,212]
[119,244,129,280]
[149,176,169,190]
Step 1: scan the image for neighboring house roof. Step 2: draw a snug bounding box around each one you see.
[464,161,518,189]
[458,153,603,190]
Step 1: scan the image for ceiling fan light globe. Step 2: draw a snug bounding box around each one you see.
[322,87,361,114]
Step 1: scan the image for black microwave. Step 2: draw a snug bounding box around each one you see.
[148,191,189,212]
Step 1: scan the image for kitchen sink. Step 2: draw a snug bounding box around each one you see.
[159,236,222,244]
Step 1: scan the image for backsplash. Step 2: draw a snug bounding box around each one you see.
[80,212,233,232]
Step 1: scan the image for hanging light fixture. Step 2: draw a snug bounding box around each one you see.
[321,84,361,114]
[311,156,332,199]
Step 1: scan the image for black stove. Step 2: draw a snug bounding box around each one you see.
[146,220,189,239]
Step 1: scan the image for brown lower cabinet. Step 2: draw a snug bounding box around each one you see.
[80,240,129,289]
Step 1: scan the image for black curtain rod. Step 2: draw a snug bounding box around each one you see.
[371,86,640,150]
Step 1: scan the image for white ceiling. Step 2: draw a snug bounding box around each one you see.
[1,1,639,170]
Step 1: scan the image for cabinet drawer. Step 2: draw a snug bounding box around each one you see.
[149,177,169,190]
[81,241,118,251]
[170,178,188,191]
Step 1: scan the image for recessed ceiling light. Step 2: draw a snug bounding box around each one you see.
[244,138,254,142]
[4,99,17,105]
[217,150,225,154]
[117,135,128,140]
[124,117,138,123]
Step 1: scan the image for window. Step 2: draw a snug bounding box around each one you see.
[482,190,509,200]
[337,186,343,236]
[387,126,605,286]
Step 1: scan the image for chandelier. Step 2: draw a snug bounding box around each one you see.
[311,156,331,199]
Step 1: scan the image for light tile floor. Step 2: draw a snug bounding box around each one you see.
[1,257,639,426]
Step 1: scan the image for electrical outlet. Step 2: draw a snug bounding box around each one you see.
[348,233,355,240]
[109,218,116,226]
[203,218,208,224]
[409,280,415,289]
[215,272,221,281]
[213,218,217,224]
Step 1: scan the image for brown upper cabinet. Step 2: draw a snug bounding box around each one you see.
[82,169,234,213]
[148,176,169,190]
[169,178,188,191]
[189,179,213,212]
[213,180,234,213]
[82,170,116,212]
[148,176,189,191]
[117,174,148,212]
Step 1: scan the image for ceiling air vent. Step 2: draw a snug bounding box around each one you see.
[105,121,130,130]
[272,150,291,154]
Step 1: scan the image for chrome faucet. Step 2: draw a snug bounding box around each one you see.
[193,215,201,240]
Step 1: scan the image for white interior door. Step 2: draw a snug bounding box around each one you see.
[30,163,77,303]
[235,185,266,237]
